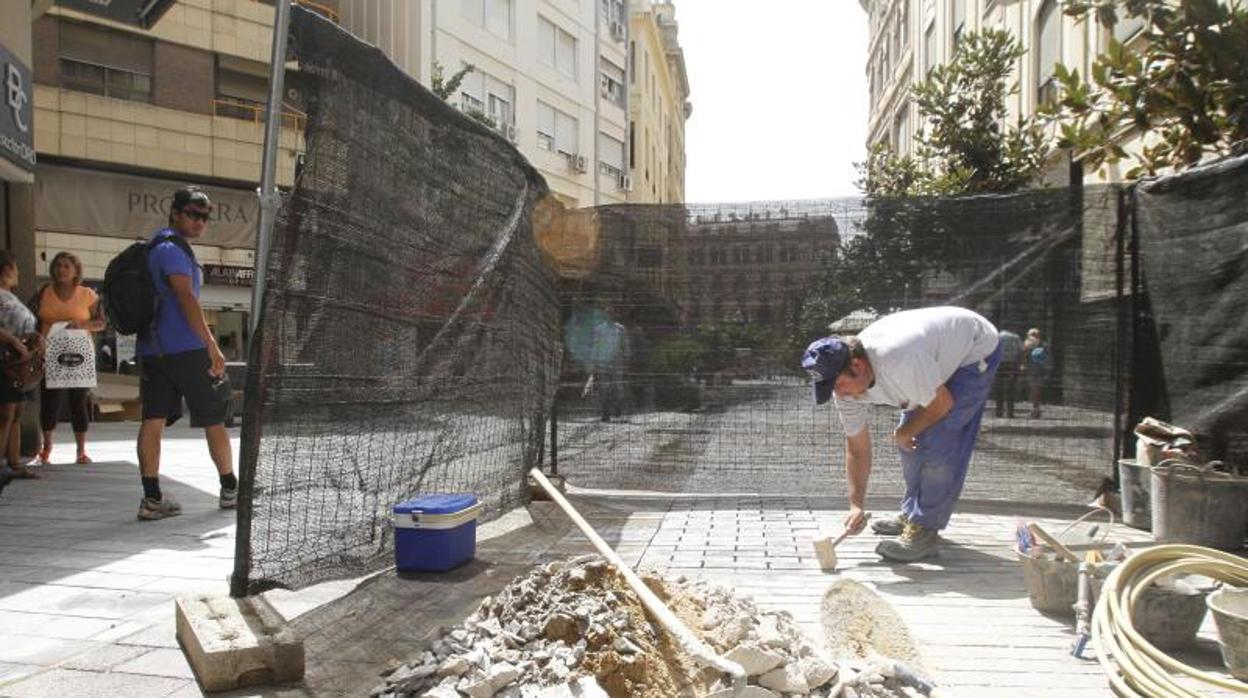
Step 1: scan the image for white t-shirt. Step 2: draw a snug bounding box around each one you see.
[834,306,998,436]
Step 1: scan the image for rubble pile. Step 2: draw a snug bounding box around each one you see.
[371,555,918,697]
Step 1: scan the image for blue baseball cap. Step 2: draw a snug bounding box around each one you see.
[801,337,849,405]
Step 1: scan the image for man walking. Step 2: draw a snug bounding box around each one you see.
[135,186,237,520]
[993,328,1023,418]
[801,306,1001,562]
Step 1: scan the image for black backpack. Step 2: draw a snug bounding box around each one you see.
[101,233,195,336]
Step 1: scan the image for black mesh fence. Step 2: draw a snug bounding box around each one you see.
[550,187,1131,503]
[231,8,559,595]
[230,9,1248,595]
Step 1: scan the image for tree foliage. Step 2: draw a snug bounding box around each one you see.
[787,30,1050,356]
[430,60,475,101]
[1041,0,1248,178]
[859,29,1051,197]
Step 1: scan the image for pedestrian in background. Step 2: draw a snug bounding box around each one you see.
[134,187,237,521]
[0,251,44,487]
[1021,328,1052,419]
[993,328,1023,418]
[31,252,105,465]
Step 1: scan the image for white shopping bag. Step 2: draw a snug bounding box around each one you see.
[45,322,97,389]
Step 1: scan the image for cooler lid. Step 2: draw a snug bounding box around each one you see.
[393,493,479,516]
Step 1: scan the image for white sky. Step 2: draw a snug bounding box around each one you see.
[674,1,869,203]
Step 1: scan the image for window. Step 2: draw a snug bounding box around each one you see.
[601,0,624,24]
[900,0,909,46]
[58,21,153,103]
[462,0,512,40]
[460,69,514,126]
[1111,12,1146,44]
[539,17,577,80]
[924,23,936,74]
[894,108,910,155]
[628,120,636,168]
[600,58,625,107]
[952,0,967,52]
[1036,0,1060,107]
[598,132,625,178]
[537,101,578,155]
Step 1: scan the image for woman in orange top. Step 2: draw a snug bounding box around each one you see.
[33,252,105,464]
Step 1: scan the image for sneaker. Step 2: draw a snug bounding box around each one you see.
[876,522,940,562]
[219,486,238,509]
[871,513,910,536]
[137,496,182,521]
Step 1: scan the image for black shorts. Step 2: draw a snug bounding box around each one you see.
[139,349,228,427]
[0,380,32,405]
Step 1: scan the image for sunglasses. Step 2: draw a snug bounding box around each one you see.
[182,209,211,222]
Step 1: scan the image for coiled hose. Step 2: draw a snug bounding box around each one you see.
[1092,544,1248,697]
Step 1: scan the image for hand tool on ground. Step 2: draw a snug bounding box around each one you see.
[1071,560,1093,659]
[1028,522,1078,562]
[813,513,871,571]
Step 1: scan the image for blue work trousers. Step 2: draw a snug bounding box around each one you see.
[898,342,1002,531]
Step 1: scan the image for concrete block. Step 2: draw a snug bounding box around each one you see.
[175,594,303,692]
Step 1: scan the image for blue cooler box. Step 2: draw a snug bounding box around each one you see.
[393,494,483,572]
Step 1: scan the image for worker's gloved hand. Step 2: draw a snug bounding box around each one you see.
[844,506,869,536]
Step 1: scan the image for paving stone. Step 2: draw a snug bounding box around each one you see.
[113,647,197,679]
[0,668,187,697]
[59,643,151,671]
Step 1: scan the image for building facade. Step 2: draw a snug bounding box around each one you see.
[339,0,689,208]
[28,0,321,356]
[860,0,1149,186]
[681,206,839,331]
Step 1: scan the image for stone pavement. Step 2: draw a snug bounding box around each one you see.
[0,422,1236,697]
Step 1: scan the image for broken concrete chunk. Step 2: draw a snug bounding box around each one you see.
[759,661,811,694]
[724,644,785,676]
[800,656,837,690]
[437,655,471,677]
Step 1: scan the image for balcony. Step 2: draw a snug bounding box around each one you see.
[214,96,308,132]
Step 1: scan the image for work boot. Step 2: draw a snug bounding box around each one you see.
[876,522,940,562]
[871,513,909,536]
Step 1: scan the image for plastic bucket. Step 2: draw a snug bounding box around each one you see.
[1208,587,1248,680]
[1118,458,1151,530]
[1150,463,1248,550]
[1016,549,1115,617]
[1131,580,1209,650]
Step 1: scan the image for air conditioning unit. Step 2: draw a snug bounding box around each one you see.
[498,122,517,143]
[610,20,626,41]
[567,153,588,173]
[617,173,632,191]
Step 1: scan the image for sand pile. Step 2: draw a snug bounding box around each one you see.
[371,555,921,697]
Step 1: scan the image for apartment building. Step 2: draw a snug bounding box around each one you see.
[629,0,689,204]
[27,0,321,354]
[682,207,838,331]
[339,0,689,208]
[860,0,1148,186]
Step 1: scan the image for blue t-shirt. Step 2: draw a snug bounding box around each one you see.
[137,229,206,357]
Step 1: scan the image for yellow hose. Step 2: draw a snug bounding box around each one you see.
[1091,544,1248,697]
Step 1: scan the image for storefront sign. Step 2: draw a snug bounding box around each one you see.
[35,165,258,249]
[55,0,177,28]
[0,43,35,174]
[204,264,254,287]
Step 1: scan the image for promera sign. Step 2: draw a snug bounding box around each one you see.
[0,43,34,174]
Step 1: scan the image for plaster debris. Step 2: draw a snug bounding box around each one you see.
[371,556,921,697]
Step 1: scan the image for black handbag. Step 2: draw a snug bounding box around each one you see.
[3,335,45,392]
